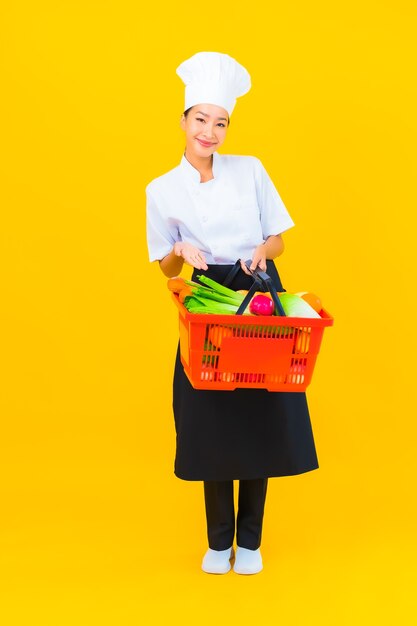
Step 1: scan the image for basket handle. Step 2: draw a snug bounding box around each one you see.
[235,261,286,317]
[222,260,242,288]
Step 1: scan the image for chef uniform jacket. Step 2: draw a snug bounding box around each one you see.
[145,152,319,482]
[146,151,295,264]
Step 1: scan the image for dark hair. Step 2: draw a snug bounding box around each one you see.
[183,106,230,126]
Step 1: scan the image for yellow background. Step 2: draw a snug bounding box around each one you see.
[1,1,416,624]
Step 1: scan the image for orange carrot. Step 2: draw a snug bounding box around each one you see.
[178,286,194,303]
[167,277,187,293]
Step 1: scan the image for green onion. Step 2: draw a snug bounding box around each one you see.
[186,304,237,314]
[192,288,243,306]
[184,298,253,315]
[183,295,211,307]
[196,275,245,301]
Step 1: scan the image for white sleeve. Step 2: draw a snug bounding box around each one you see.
[146,185,179,262]
[254,158,295,237]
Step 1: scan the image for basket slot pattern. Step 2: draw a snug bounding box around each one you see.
[196,322,312,387]
[203,324,313,354]
[199,365,308,386]
[173,295,333,391]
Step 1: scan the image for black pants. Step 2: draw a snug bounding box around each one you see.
[204,479,268,551]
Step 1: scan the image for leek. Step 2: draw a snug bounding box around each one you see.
[186,303,249,315]
[192,288,243,306]
[196,275,245,301]
[184,295,243,315]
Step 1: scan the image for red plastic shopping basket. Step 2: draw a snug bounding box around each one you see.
[173,265,334,392]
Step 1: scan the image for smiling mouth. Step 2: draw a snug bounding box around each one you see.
[197,139,216,147]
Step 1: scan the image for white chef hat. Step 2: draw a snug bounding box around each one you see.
[176,51,251,116]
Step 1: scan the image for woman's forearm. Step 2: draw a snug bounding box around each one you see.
[159,248,185,278]
[263,234,285,259]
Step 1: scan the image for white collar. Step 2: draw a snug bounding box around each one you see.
[180,151,221,184]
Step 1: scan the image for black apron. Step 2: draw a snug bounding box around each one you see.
[173,260,319,481]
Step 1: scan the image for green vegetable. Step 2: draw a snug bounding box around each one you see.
[185,299,246,315]
[178,274,247,314]
[191,288,243,306]
[196,275,245,302]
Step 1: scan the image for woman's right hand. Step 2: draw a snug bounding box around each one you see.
[174,242,208,270]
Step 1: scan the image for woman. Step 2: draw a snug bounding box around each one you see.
[146,52,318,575]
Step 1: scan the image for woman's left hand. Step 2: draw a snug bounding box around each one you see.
[240,243,267,275]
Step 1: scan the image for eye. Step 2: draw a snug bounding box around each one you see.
[196,117,205,123]
[217,123,225,127]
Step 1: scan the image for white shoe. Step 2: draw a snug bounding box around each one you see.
[201,547,234,574]
[233,546,263,575]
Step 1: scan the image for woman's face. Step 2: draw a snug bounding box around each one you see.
[180,103,229,159]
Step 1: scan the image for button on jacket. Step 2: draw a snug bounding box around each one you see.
[146,151,295,265]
